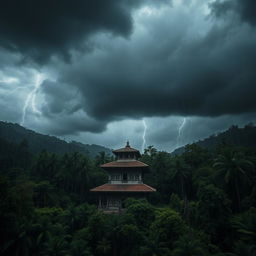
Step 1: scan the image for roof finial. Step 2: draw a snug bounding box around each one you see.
[126,140,130,147]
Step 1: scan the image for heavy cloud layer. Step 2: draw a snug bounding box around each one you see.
[0,0,166,63]
[36,0,256,135]
[0,0,255,150]
[211,0,256,25]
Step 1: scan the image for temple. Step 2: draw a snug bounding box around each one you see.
[90,142,156,213]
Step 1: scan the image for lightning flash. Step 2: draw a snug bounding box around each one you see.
[141,119,147,153]
[21,73,45,126]
[176,117,187,147]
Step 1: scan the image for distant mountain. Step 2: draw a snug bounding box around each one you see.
[0,121,112,157]
[172,123,256,155]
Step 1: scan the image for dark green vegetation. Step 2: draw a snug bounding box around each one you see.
[1,126,256,256]
[0,121,112,157]
[172,123,256,155]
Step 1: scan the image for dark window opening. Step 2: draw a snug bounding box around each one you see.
[123,173,128,182]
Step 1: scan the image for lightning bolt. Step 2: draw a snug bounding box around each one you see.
[176,117,186,148]
[21,73,45,126]
[141,119,147,153]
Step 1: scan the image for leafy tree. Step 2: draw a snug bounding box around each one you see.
[172,232,209,256]
[43,235,68,256]
[213,149,254,211]
[125,198,155,229]
[183,144,211,170]
[169,193,183,213]
[70,239,92,256]
[118,224,142,256]
[231,208,256,255]
[140,231,171,256]
[33,181,56,207]
[150,208,186,249]
[95,151,113,166]
[196,184,232,247]
[96,238,111,255]
[170,156,192,217]
[144,145,157,158]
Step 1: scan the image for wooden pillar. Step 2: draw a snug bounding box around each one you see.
[99,196,102,208]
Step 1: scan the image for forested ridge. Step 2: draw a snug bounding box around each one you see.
[0,130,256,255]
[172,123,256,155]
[0,121,112,157]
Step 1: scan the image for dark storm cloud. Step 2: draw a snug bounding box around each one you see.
[211,0,256,25]
[41,80,82,115]
[0,0,167,63]
[54,15,256,128]
[36,79,108,135]
[1,0,256,140]
[146,114,256,152]
[39,112,107,136]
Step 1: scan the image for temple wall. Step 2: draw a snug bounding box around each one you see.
[108,171,142,184]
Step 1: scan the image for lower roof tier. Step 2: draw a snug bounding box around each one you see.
[90,183,156,192]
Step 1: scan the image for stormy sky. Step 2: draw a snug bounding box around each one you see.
[0,0,255,152]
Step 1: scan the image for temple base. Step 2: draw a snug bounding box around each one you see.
[98,206,126,214]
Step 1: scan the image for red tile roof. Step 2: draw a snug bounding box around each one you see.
[101,160,148,168]
[90,183,156,192]
[113,146,140,153]
[112,142,141,157]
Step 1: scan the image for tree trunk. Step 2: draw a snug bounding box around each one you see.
[235,177,241,212]
[181,177,189,220]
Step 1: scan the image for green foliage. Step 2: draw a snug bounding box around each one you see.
[1,132,256,256]
[169,193,183,213]
[172,232,209,256]
[196,184,232,247]
[0,121,112,157]
[125,198,155,228]
[231,207,256,256]
[150,208,186,249]
[213,148,254,211]
[172,123,256,155]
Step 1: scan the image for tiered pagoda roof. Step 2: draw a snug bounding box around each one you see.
[91,183,156,192]
[90,142,155,196]
[113,141,141,157]
[101,160,148,168]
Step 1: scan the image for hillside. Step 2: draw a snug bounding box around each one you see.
[0,121,112,157]
[172,123,256,155]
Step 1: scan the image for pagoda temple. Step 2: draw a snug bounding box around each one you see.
[90,142,156,213]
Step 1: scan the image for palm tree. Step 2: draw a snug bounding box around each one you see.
[36,218,51,249]
[144,146,157,157]
[213,149,254,211]
[231,208,256,255]
[70,239,92,256]
[140,232,171,256]
[34,181,54,207]
[172,233,207,256]
[43,235,68,256]
[96,238,111,255]
[171,157,190,218]
[9,222,33,256]
[95,151,108,165]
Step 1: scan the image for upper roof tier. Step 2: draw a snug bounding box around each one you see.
[113,141,141,158]
[101,160,148,169]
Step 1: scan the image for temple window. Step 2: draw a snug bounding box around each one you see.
[123,173,128,182]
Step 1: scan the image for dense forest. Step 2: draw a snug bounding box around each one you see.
[173,123,256,155]
[0,121,112,157]
[0,128,256,255]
